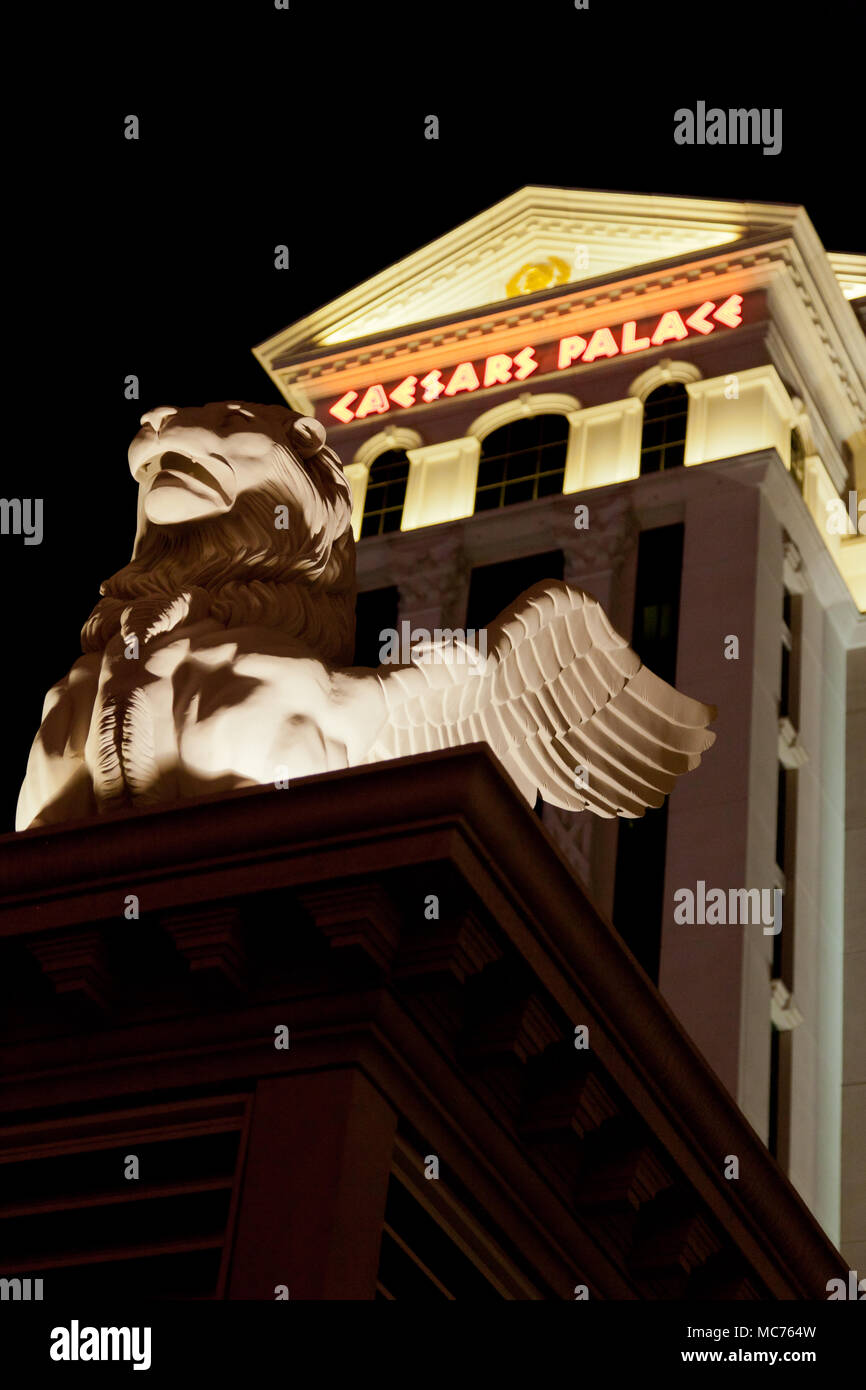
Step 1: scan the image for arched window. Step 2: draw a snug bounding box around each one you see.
[639,383,689,474]
[360,449,410,538]
[474,414,569,513]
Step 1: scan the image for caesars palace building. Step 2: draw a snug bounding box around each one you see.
[2,188,864,1303]
[254,187,865,1270]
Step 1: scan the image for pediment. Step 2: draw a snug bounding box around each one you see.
[256,186,818,366]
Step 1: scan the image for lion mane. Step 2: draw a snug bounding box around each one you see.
[81,404,357,666]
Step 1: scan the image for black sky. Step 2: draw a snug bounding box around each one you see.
[3,0,863,828]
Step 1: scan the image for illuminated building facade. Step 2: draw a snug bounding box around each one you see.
[256,188,866,1266]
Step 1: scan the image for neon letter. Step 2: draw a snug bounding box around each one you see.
[620,320,651,353]
[714,294,743,328]
[444,361,481,396]
[557,335,588,369]
[513,346,538,380]
[483,353,513,386]
[685,301,716,335]
[651,311,688,346]
[354,384,391,419]
[420,369,445,402]
[581,326,619,362]
[329,391,358,424]
[389,375,418,409]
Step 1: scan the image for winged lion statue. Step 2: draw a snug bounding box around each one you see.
[16,402,715,829]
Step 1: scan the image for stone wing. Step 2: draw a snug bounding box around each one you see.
[367,580,716,817]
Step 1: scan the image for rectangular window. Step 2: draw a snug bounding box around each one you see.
[377,1133,547,1299]
[775,584,801,990]
[782,591,801,729]
[768,1025,791,1165]
[773,764,796,990]
[377,1175,503,1300]
[465,550,564,633]
[354,585,400,668]
[0,1096,246,1300]
[769,1024,781,1158]
[775,764,788,872]
[612,524,685,981]
[780,642,791,720]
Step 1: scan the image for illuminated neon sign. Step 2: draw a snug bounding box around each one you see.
[327,296,743,423]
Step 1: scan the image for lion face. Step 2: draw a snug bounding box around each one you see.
[128,401,327,526]
[85,400,356,665]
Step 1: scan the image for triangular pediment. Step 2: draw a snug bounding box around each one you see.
[256,186,819,366]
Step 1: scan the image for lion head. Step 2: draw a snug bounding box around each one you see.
[82,402,357,665]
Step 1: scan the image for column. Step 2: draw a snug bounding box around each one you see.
[228,1069,397,1300]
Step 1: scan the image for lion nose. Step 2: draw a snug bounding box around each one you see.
[140,406,178,434]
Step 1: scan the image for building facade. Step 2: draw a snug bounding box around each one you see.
[255,188,866,1265]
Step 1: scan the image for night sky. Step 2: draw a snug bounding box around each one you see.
[3,0,862,829]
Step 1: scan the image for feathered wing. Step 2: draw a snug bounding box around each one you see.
[365,580,716,818]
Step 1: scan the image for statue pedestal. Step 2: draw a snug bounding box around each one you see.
[0,748,846,1300]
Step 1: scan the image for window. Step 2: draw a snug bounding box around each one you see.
[354,585,399,668]
[360,449,410,538]
[473,414,568,513]
[780,587,801,728]
[769,1024,781,1158]
[789,428,806,492]
[465,550,564,633]
[377,1133,546,1299]
[775,581,801,988]
[780,643,791,721]
[639,383,689,474]
[376,1176,504,1299]
[775,764,789,878]
[768,1023,792,1164]
[612,524,685,981]
[0,1097,245,1299]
